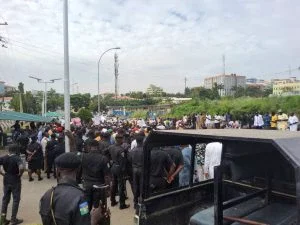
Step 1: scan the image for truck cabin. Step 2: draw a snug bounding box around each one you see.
[138,129,300,225]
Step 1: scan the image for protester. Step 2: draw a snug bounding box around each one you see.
[288,113,299,131]
[277,110,288,130]
[203,142,222,179]
[253,112,264,129]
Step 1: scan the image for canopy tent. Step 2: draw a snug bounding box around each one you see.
[45,111,64,118]
[0,111,52,123]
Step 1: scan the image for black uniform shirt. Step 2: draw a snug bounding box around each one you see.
[0,154,23,184]
[98,141,110,157]
[165,147,184,167]
[108,144,125,165]
[150,148,173,177]
[27,142,43,160]
[130,146,143,169]
[81,152,109,185]
[40,179,91,225]
[46,140,58,157]
[54,143,65,159]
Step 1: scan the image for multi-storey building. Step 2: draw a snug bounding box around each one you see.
[204,74,246,96]
[272,77,300,95]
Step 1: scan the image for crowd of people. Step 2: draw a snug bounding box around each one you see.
[155,110,299,131]
[0,108,298,224]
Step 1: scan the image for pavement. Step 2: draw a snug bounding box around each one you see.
[0,174,135,225]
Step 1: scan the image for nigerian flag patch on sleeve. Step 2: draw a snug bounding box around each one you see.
[79,202,89,216]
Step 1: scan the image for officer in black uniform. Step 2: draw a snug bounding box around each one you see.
[129,133,144,209]
[0,144,24,225]
[40,152,103,225]
[150,147,175,193]
[108,133,130,209]
[46,134,58,179]
[82,140,110,210]
[98,132,111,158]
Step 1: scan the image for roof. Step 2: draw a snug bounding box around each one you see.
[45,111,64,118]
[0,111,52,122]
[148,129,300,167]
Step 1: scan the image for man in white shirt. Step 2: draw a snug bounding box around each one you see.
[204,142,222,179]
[253,112,264,129]
[288,113,299,132]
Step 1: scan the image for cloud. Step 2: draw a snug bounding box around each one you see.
[0,0,299,95]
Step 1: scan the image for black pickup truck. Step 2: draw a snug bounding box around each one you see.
[134,129,300,225]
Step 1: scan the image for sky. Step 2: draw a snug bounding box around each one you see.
[0,0,299,95]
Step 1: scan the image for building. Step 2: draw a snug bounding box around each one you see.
[146,84,163,96]
[246,78,271,90]
[0,97,13,111]
[246,78,266,84]
[0,81,5,95]
[4,85,16,93]
[204,74,246,96]
[272,77,300,96]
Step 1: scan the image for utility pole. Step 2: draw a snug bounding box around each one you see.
[222,54,226,75]
[63,0,71,152]
[114,52,119,97]
[29,76,61,116]
[184,77,187,94]
[0,21,8,48]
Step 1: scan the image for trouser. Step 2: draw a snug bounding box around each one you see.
[1,182,21,220]
[46,155,55,177]
[150,177,167,193]
[110,165,126,206]
[132,168,142,205]
[83,182,103,211]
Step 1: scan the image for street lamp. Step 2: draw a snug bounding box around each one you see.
[97,47,121,114]
[29,76,62,116]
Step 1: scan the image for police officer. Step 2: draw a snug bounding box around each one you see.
[0,144,24,225]
[108,133,130,209]
[26,135,43,182]
[46,134,58,179]
[40,152,103,225]
[98,131,111,158]
[129,133,144,209]
[82,140,110,210]
[150,147,175,193]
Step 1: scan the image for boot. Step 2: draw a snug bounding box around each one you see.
[0,214,10,225]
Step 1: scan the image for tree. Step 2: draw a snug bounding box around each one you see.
[71,93,91,112]
[47,89,64,112]
[232,86,246,98]
[77,108,93,123]
[18,82,24,94]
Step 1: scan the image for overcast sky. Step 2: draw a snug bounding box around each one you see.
[0,0,299,95]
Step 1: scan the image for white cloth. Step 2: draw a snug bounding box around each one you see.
[41,137,48,155]
[204,142,222,179]
[254,114,264,127]
[205,115,212,127]
[130,139,137,151]
[288,115,299,131]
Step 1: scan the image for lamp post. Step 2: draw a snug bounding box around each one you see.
[29,76,61,116]
[97,47,120,114]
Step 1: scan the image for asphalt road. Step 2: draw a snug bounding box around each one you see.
[0,174,135,225]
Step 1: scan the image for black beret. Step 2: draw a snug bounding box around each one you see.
[55,152,81,169]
